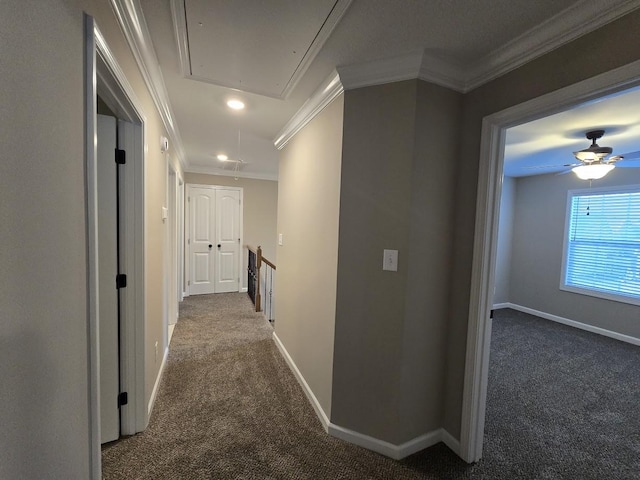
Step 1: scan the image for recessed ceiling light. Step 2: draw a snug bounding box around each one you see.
[226,99,245,110]
[217,154,228,161]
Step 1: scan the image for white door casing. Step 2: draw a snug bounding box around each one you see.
[187,185,243,295]
[461,59,640,463]
[189,186,216,295]
[215,189,241,293]
[97,114,119,444]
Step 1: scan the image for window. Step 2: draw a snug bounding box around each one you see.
[561,185,640,306]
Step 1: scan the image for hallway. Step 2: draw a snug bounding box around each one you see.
[101,293,466,479]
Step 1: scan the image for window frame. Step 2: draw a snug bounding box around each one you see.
[560,183,640,307]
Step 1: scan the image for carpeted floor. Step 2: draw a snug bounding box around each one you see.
[102,296,640,479]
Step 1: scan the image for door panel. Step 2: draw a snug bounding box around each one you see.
[189,187,216,294]
[97,114,119,444]
[215,189,240,293]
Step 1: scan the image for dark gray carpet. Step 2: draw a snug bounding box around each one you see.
[102,298,640,479]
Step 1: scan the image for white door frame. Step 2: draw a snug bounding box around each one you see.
[460,59,640,463]
[185,184,243,296]
[85,16,147,478]
[166,162,179,326]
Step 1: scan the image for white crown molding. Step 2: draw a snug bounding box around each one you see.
[110,0,187,170]
[170,0,352,100]
[274,70,344,150]
[185,165,278,182]
[465,0,640,91]
[331,0,640,94]
[419,52,467,92]
[337,52,423,91]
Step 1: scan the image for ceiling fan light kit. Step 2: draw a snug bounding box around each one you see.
[570,129,621,180]
[571,163,615,180]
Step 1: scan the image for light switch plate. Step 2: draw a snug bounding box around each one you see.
[383,249,398,271]
[278,233,283,246]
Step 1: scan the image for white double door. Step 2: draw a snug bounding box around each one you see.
[188,185,241,295]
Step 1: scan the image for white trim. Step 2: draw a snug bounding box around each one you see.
[272,331,460,459]
[441,429,462,457]
[148,346,169,416]
[328,425,443,460]
[492,303,511,310]
[272,332,330,430]
[110,0,187,170]
[495,303,640,347]
[274,71,344,150]
[419,52,467,92]
[84,14,101,480]
[240,287,248,293]
[462,59,640,464]
[465,0,640,91]
[331,0,640,94]
[337,53,423,91]
[560,185,640,308]
[185,184,244,296]
[184,165,278,182]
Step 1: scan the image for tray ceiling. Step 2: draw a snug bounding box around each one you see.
[173,0,349,99]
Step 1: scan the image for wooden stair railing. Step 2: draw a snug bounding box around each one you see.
[247,245,276,323]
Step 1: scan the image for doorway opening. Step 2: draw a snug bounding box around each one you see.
[85,16,147,478]
[185,184,243,296]
[460,59,640,463]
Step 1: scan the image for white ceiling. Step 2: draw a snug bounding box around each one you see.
[505,86,640,177]
[136,0,640,180]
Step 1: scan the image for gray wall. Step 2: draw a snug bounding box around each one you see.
[1,2,89,477]
[494,176,516,305]
[1,0,179,477]
[275,95,344,418]
[509,169,640,337]
[445,9,640,439]
[332,80,462,444]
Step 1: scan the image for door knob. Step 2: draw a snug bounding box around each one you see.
[217,244,221,248]
[208,244,212,249]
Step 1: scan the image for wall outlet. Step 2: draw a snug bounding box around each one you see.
[278,233,283,246]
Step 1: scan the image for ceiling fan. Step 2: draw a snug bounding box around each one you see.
[525,129,640,180]
[567,129,622,179]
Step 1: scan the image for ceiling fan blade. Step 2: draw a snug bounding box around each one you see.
[555,169,573,176]
[615,159,640,167]
[618,150,640,161]
[522,163,578,169]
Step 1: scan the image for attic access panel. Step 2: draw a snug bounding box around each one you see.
[176,0,349,99]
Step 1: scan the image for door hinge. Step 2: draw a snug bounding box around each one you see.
[116,274,127,289]
[188,238,190,244]
[118,391,128,407]
[188,280,191,286]
[115,148,126,165]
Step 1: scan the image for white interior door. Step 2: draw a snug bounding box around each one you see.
[97,114,119,444]
[215,189,241,293]
[189,186,216,295]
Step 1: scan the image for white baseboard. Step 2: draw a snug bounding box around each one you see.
[272,332,330,431]
[272,332,461,460]
[240,287,248,293]
[495,303,640,347]
[492,302,510,310]
[148,346,169,416]
[329,424,451,460]
[441,428,461,456]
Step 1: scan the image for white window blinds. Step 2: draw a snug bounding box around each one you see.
[564,188,640,302]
